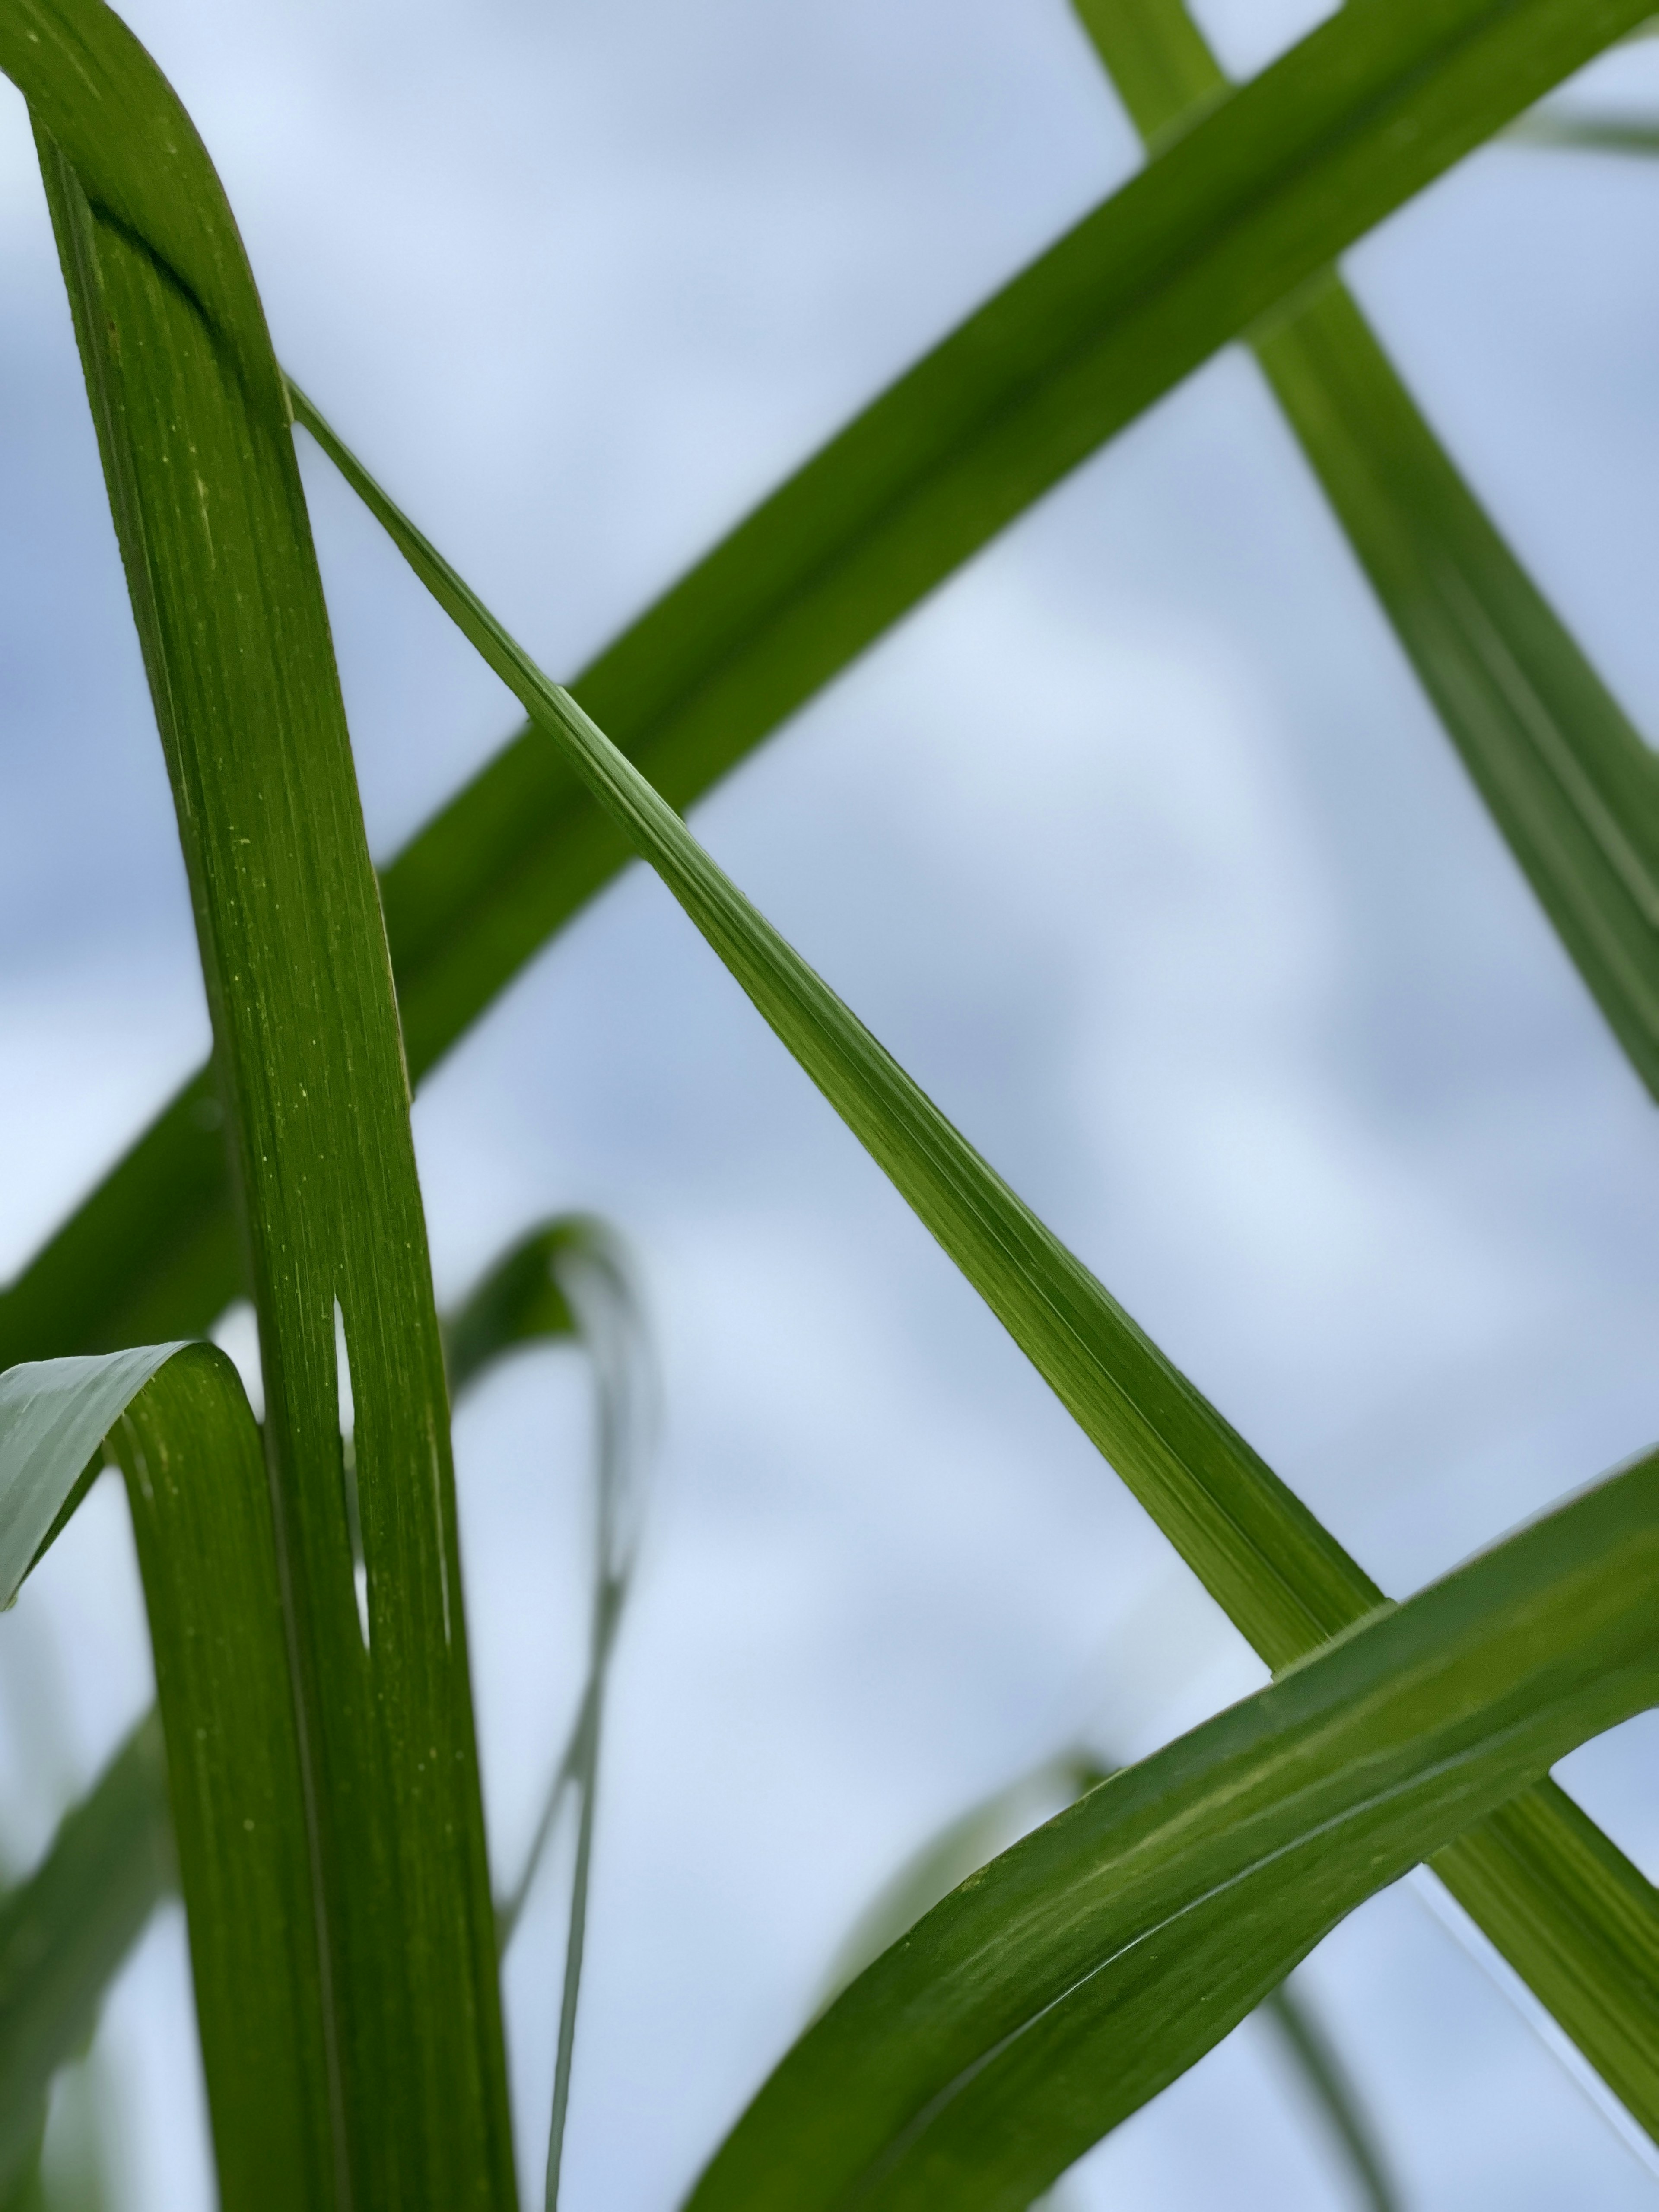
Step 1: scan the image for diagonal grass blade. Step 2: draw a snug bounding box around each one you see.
[0,0,1650,1372]
[688,1445,1659,2212]
[1074,0,1659,1098]
[296,378,1659,2134]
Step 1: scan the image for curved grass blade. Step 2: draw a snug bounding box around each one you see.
[822,1757,1396,2211]
[1,1343,337,2210]
[448,1220,653,2209]
[294,384,1659,2135]
[0,1715,172,2199]
[689,1446,1659,2212]
[1,0,1649,1374]
[1075,0,1659,1098]
[1073,0,1659,2123]
[0,1217,647,2175]
[2,6,515,2202]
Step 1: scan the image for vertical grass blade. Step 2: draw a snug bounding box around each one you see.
[1074,0,1659,1099]
[295,383,1659,2136]
[1,0,1651,1376]
[0,5,515,2201]
[446,1220,652,2208]
[1,1344,332,2209]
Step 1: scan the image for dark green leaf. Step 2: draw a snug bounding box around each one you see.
[1,0,1648,1370]
[1,5,514,2202]
[689,1446,1659,2212]
[1074,0,1659,2125]
[1510,108,1659,154]
[295,375,1659,2141]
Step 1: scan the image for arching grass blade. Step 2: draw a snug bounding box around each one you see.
[292,378,1659,2135]
[1,6,515,2202]
[689,1447,1659,2212]
[1,0,1649,1372]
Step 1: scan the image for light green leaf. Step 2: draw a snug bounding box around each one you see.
[823,1758,1397,2212]
[1,0,1648,1370]
[689,1446,1659,2212]
[1,4,514,2203]
[294,377,1659,2136]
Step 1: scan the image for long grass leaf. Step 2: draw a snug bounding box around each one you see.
[1074,0,1659,2121]
[822,1758,1396,2210]
[1,1344,334,2209]
[446,1221,653,2209]
[689,1446,1659,2211]
[0,0,1648,1370]
[0,6,515,2201]
[1075,0,1659,1097]
[294,381,1659,2133]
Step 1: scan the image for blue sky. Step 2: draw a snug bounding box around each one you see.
[2,2,1659,2204]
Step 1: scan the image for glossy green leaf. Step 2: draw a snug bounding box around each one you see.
[0,1716,172,2199]
[0,4,513,2203]
[820,1756,1397,2212]
[690,1446,1659,2212]
[1072,0,1659,2131]
[296,377,1659,2137]
[1075,0,1659,1097]
[1,0,1648,1371]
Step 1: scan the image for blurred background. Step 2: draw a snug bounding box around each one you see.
[3,0,1659,2202]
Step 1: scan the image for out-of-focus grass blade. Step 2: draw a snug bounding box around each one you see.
[1,0,1649,1373]
[1074,0,1659,2122]
[4,5,517,2205]
[447,1220,653,2210]
[1074,0,1659,1099]
[0,1716,172,2199]
[0,1344,333,2209]
[1510,109,1659,153]
[689,1447,1659,2212]
[296,384,1659,2137]
[0,1217,646,2171]
[822,1758,1396,2212]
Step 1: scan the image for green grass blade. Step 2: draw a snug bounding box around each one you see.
[1,5,515,2201]
[0,0,1649,1373]
[0,1715,172,2198]
[1259,1986,1396,2212]
[1074,0,1659,2118]
[0,1219,643,2163]
[1075,0,1659,1097]
[0,1343,334,2209]
[295,381,1659,2136]
[688,1446,1659,2212]
[445,1220,652,2208]
[823,1758,1396,2211]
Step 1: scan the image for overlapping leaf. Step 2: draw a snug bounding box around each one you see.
[1074,0,1659,1098]
[1,0,1649,1370]
[292,377,1659,2134]
[0,4,513,2202]
[690,1446,1659,2211]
